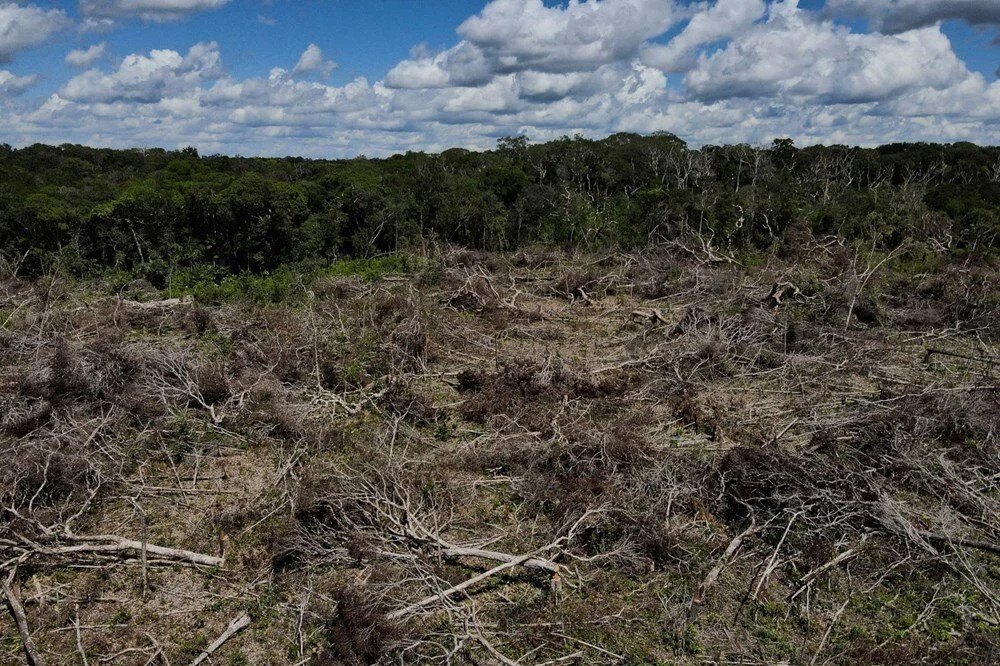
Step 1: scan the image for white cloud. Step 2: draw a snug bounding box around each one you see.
[877,71,1000,120]
[385,41,494,89]
[685,2,970,104]
[0,68,35,97]
[643,0,767,73]
[386,0,683,91]
[79,0,230,23]
[79,17,115,33]
[517,66,621,101]
[385,56,451,89]
[825,0,1000,33]
[457,0,681,73]
[291,44,337,80]
[2,0,998,156]
[0,3,71,63]
[65,42,108,68]
[60,42,223,103]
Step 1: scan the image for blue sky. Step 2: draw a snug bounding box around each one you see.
[0,0,998,156]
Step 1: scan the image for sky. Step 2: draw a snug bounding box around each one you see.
[0,0,997,157]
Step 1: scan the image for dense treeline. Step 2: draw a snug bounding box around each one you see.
[1,134,998,280]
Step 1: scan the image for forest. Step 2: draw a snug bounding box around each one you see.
[1,134,998,282]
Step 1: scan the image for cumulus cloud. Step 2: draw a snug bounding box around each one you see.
[60,41,223,103]
[79,0,230,23]
[876,71,1000,120]
[0,68,35,97]
[685,1,970,104]
[386,0,683,91]
[65,42,108,68]
[517,66,622,101]
[291,44,337,80]
[825,0,1000,33]
[385,41,493,89]
[457,0,681,73]
[1,0,999,156]
[643,0,767,73]
[0,3,71,63]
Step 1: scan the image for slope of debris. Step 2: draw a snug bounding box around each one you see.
[1,242,998,665]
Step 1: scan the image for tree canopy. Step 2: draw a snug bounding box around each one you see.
[1,135,998,279]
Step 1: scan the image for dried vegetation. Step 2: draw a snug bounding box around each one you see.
[1,239,998,665]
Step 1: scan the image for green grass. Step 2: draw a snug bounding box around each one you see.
[156,253,426,305]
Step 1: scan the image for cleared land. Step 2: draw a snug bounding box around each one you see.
[1,241,998,665]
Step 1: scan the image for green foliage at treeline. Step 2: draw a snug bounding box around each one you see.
[1,133,998,281]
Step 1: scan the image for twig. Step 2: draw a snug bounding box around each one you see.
[551,632,623,661]
[752,512,798,601]
[473,631,524,666]
[75,605,89,666]
[790,542,863,601]
[809,596,851,666]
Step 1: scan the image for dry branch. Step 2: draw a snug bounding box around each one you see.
[60,534,223,567]
[688,520,756,622]
[387,549,550,620]
[917,531,1000,557]
[188,612,250,666]
[121,297,193,310]
[3,578,45,666]
[441,545,560,574]
[789,544,861,601]
[10,533,224,568]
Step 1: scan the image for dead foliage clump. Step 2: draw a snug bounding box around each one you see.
[457,358,625,424]
[551,266,610,302]
[379,379,436,424]
[713,446,878,535]
[626,249,683,299]
[316,584,407,666]
[312,274,366,300]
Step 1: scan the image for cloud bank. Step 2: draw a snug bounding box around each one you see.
[0,0,997,156]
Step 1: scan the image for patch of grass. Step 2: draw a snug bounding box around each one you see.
[160,253,422,305]
[321,253,418,281]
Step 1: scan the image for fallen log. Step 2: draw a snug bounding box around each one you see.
[917,531,1000,557]
[630,308,668,325]
[121,296,194,309]
[3,579,45,666]
[388,549,547,620]
[189,612,251,666]
[923,348,996,366]
[688,520,756,622]
[441,545,560,574]
[30,534,225,568]
[762,280,802,309]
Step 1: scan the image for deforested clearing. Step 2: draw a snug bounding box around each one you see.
[1,240,997,665]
